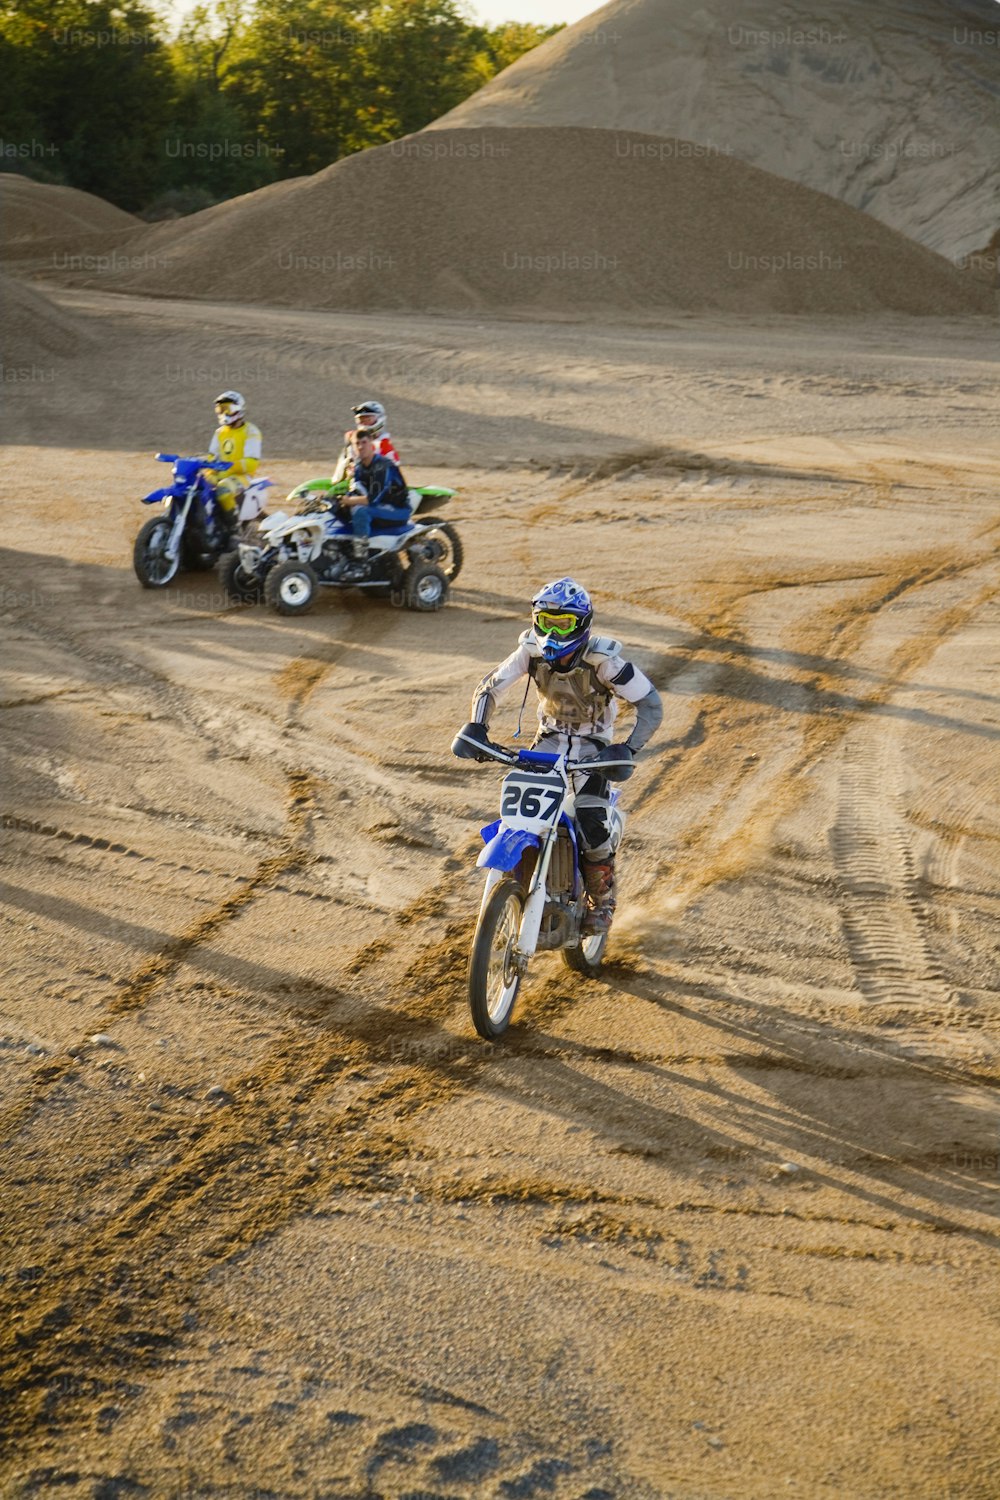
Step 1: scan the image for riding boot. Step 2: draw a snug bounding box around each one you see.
[341,536,371,582]
[581,855,616,934]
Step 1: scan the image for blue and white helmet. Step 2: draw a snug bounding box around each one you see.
[531,577,593,665]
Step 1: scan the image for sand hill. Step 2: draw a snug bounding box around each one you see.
[0,273,92,361]
[0,174,137,255]
[41,127,990,318]
[429,0,1000,267]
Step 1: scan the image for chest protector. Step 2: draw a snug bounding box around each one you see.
[525,634,622,737]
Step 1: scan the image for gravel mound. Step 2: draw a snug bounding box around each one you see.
[0,174,137,255]
[46,127,991,318]
[0,273,91,361]
[429,0,1000,267]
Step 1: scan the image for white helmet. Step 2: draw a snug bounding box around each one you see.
[215,390,246,427]
[352,399,387,437]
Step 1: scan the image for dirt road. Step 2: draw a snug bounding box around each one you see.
[1,295,998,1498]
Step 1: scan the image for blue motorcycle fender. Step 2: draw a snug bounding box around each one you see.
[142,486,175,504]
[476,821,540,872]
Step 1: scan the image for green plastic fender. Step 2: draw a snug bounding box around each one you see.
[284,477,455,506]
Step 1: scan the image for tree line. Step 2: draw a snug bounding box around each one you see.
[0,0,560,216]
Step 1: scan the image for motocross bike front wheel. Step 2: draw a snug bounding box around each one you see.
[404,561,449,612]
[218,548,263,604]
[417,518,463,581]
[562,929,609,978]
[468,879,525,1040]
[265,559,319,616]
[133,516,180,588]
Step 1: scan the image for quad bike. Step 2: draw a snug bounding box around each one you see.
[452,730,630,1040]
[218,480,461,615]
[132,452,274,588]
[285,475,462,580]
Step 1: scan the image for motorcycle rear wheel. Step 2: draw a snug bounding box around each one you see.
[417,518,463,581]
[133,516,180,588]
[468,879,524,1039]
[562,930,609,977]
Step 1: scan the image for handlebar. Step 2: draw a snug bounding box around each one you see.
[452,730,631,773]
[154,453,229,470]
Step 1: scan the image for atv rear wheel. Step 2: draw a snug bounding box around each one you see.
[133,516,180,588]
[265,559,318,615]
[218,548,263,604]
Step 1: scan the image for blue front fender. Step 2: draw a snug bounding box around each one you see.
[142,486,176,504]
[476,820,539,872]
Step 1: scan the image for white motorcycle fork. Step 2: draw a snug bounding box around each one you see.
[513,821,558,965]
[475,840,560,956]
[515,776,577,960]
[165,486,196,560]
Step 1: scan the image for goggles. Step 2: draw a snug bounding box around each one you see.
[534,610,582,636]
[216,401,238,416]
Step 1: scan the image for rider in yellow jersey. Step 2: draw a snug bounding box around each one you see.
[206,391,262,521]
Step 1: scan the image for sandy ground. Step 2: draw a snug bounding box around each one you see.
[1,294,999,1499]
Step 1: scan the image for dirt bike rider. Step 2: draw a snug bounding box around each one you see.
[204,391,262,528]
[331,400,400,484]
[337,427,412,580]
[453,578,663,933]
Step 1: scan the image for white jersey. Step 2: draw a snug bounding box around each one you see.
[472,630,654,747]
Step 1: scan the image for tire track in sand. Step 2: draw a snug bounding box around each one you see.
[831,735,953,1008]
[628,546,1000,916]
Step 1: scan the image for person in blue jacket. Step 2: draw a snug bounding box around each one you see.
[338,427,412,578]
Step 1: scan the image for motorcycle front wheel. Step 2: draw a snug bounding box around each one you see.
[468,879,524,1039]
[133,516,180,588]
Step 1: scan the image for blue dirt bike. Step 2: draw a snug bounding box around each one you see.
[452,730,630,1039]
[133,453,270,589]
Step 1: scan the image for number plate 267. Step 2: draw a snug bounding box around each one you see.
[500,772,564,833]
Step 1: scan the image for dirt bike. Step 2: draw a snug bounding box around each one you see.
[132,453,274,589]
[452,731,628,1040]
[218,482,461,616]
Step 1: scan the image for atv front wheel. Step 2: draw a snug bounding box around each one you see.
[403,561,448,612]
[265,559,318,616]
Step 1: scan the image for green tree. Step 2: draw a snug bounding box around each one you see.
[362,0,484,139]
[224,0,380,177]
[156,2,281,207]
[0,0,564,211]
[0,0,176,210]
[480,19,562,75]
